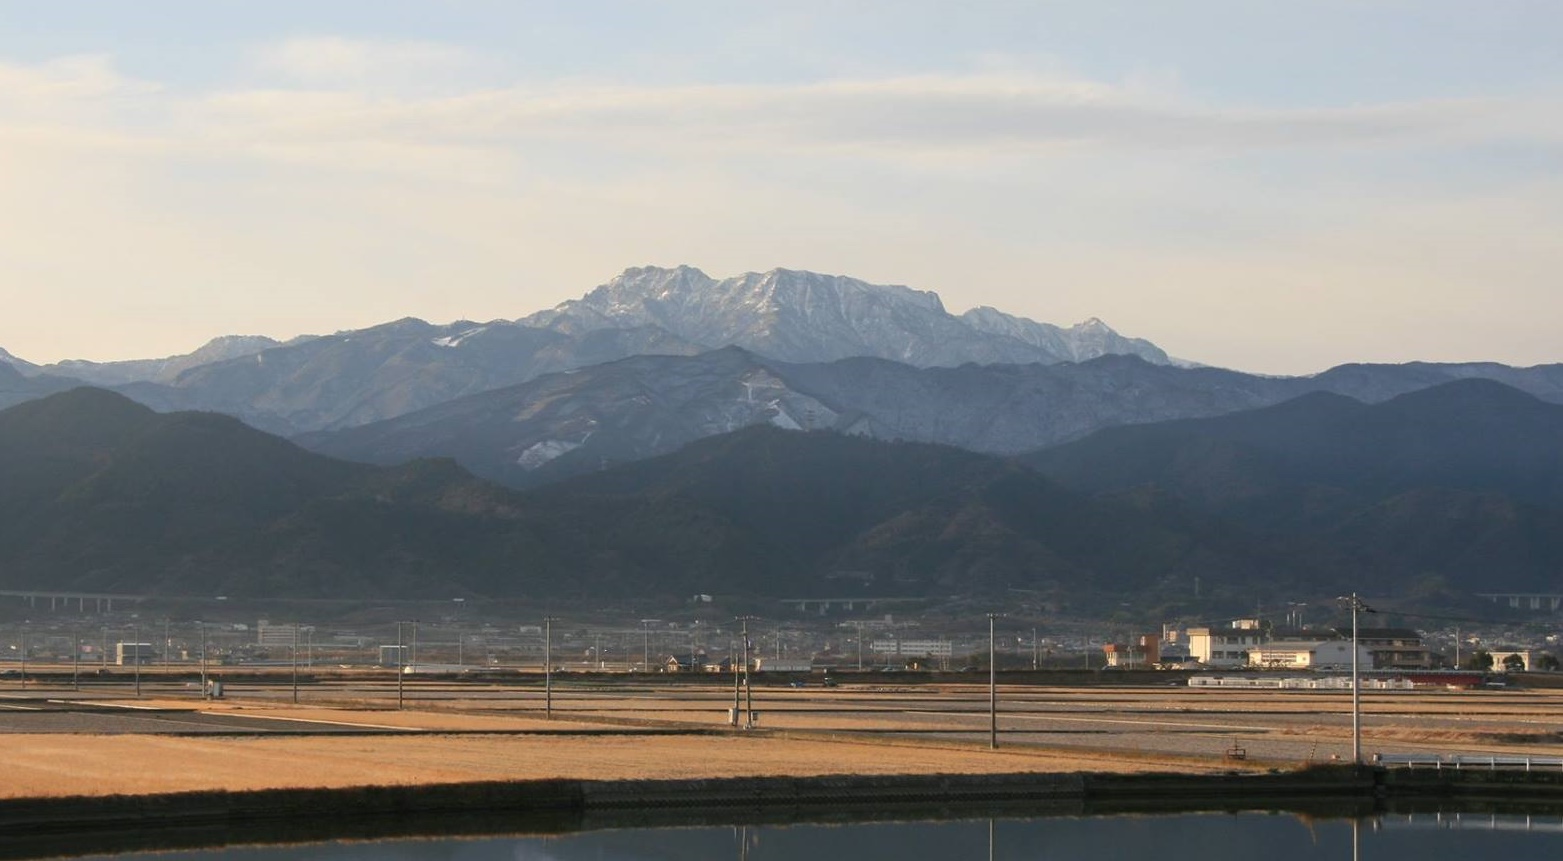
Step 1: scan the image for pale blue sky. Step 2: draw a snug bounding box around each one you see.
[1,2,1559,372]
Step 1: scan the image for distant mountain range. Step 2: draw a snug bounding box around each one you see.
[0,266,1169,434]
[300,347,1563,491]
[1026,378,1563,510]
[38,335,289,387]
[2,382,1561,613]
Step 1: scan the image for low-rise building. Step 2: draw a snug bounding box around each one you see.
[1329,627,1433,669]
[115,642,155,665]
[753,658,814,672]
[1249,640,1373,671]
[1489,649,1539,672]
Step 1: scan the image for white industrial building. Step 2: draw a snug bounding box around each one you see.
[1248,640,1374,671]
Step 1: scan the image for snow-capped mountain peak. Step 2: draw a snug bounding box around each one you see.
[525,265,1170,368]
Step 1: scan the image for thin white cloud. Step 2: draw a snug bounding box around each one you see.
[4,47,1557,179]
[249,36,494,89]
[179,76,1563,174]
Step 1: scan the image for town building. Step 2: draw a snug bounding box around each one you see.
[870,639,953,659]
[256,620,304,648]
[1187,621,1265,667]
[115,642,155,665]
[1328,627,1433,669]
[1102,635,1161,668]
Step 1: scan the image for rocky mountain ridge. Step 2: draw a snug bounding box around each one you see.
[523,265,1170,367]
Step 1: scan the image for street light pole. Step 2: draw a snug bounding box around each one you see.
[198,623,207,695]
[1339,593,1372,766]
[133,624,141,697]
[453,598,465,668]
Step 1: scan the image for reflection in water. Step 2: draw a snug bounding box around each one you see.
[69,812,1563,861]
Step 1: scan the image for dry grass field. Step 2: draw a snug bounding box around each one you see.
[1,730,1170,799]
[5,675,1563,800]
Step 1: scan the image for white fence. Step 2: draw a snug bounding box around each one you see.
[1187,675,1413,690]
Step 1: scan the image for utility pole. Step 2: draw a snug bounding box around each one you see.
[639,619,661,672]
[988,612,1001,749]
[543,617,559,718]
[1032,627,1038,671]
[731,631,741,726]
[732,615,758,728]
[73,631,81,691]
[291,624,299,705]
[18,626,26,689]
[743,618,754,728]
[133,624,141,697]
[396,621,405,710]
[856,621,869,678]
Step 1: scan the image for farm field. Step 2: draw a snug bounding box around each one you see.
[2,670,1559,799]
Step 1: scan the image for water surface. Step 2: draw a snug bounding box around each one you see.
[73,812,1563,861]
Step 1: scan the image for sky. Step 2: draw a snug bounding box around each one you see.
[1,1,1559,375]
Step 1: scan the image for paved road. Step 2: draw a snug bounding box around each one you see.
[0,692,411,735]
